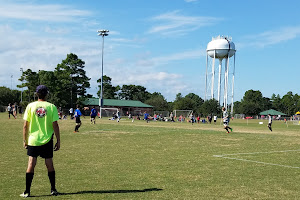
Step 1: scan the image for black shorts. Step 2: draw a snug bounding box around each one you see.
[27,138,53,158]
[75,116,81,123]
[91,115,96,119]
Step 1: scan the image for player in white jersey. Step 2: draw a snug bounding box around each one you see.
[222,107,233,133]
[267,114,272,131]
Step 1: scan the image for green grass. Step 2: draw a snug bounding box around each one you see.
[1,113,300,199]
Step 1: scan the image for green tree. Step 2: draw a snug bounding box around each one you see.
[271,94,283,112]
[172,93,203,114]
[200,99,221,116]
[185,93,204,113]
[173,98,195,111]
[239,90,265,116]
[0,87,20,106]
[97,75,119,99]
[282,91,296,116]
[119,85,151,102]
[18,69,39,102]
[232,101,241,114]
[54,53,90,107]
[145,92,168,111]
[175,93,183,101]
[38,70,58,104]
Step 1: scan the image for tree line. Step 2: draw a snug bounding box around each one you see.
[1,53,299,116]
[234,90,300,116]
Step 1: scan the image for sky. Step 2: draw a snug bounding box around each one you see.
[1,0,300,103]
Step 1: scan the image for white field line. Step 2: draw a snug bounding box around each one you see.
[213,149,300,169]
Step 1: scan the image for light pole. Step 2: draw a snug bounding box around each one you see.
[97,29,109,118]
[11,75,13,90]
[20,68,23,102]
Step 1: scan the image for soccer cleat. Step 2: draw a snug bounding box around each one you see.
[227,132,230,133]
[51,189,59,196]
[230,128,233,132]
[20,191,30,198]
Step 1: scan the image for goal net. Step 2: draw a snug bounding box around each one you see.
[100,108,119,118]
[234,114,245,119]
[153,111,169,118]
[173,110,193,118]
[292,115,300,125]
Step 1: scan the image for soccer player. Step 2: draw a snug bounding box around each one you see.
[69,107,74,119]
[74,105,83,132]
[144,111,150,123]
[116,108,121,122]
[268,114,273,131]
[213,115,217,124]
[222,107,233,133]
[20,85,60,198]
[90,106,97,124]
[7,103,16,119]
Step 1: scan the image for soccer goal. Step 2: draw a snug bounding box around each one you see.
[173,110,193,118]
[100,107,119,118]
[292,115,300,125]
[153,111,169,118]
[234,114,245,119]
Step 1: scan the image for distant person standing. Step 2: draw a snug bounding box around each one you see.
[14,102,18,117]
[69,107,74,119]
[20,85,60,197]
[7,103,16,119]
[213,115,217,124]
[170,112,174,122]
[222,107,233,133]
[144,111,150,123]
[117,108,121,122]
[208,115,212,124]
[90,106,97,124]
[19,105,23,116]
[74,105,83,132]
[268,114,273,131]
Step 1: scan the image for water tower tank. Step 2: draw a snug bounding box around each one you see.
[207,36,236,59]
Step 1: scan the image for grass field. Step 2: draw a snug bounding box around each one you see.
[1,112,300,199]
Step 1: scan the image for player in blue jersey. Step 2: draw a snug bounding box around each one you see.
[90,106,98,124]
[74,105,83,132]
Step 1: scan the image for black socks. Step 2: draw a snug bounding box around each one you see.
[25,172,34,193]
[48,171,56,191]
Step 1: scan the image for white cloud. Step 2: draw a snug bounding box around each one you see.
[152,49,205,65]
[0,3,91,22]
[148,10,222,36]
[238,26,300,48]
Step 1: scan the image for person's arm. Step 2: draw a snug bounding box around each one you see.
[23,121,29,149]
[53,121,60,151]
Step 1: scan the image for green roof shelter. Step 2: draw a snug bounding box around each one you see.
[259,109,286,116]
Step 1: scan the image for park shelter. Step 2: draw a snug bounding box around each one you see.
[296,111,300,115]
[82,98,153,116]
[259,109,286,116]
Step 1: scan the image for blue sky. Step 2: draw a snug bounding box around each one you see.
[1,0,300,102]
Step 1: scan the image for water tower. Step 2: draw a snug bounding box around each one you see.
[205,35,236,113]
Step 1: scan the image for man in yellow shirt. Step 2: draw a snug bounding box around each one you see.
[20,85,60,198]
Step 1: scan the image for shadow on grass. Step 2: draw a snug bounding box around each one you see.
[30,188,163,197]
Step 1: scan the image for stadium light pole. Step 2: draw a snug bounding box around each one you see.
[97,29,109,118]
[11,75,13,90]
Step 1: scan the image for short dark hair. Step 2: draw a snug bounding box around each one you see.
[36,85,49,99]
